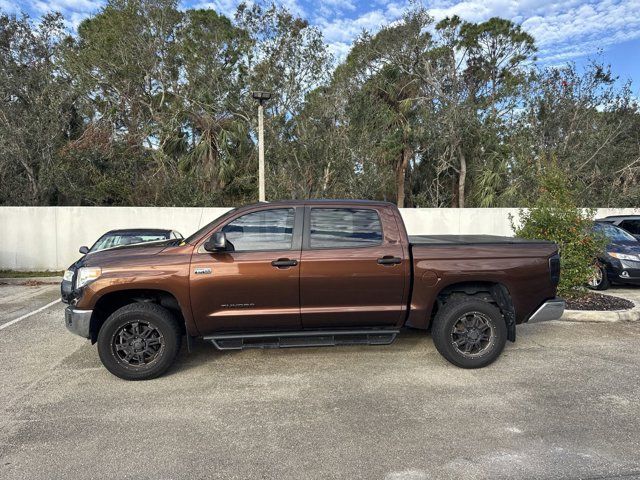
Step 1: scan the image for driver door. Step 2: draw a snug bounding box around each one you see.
[190,207,303,335]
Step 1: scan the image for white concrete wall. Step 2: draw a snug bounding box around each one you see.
[1,206,639,271]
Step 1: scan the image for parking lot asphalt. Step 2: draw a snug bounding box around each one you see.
[1,283,640,480]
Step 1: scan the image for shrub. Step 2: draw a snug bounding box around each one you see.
[511,167,606,298]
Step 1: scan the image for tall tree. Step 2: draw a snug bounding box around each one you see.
[0,1,638,209]
[0,13,75,204]
[234,2,332,200]
[172,8,253,201]
[414,15,535,207]
[337,8,433,207]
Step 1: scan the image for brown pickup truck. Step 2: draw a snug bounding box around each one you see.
[62,200,564,380]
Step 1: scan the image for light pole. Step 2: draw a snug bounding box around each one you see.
[252,91,271,202]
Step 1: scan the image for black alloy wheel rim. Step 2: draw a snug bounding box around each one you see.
[450,311,495,357]
[111,320,165,368]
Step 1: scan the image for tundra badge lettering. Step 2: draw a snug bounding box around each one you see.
[194,267,212,275]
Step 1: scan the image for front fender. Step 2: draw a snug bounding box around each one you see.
[74,266,197,336]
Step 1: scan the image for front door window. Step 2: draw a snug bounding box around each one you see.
[222,209,295,251]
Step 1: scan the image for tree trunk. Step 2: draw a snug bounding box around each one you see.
[396,146,411,208]
[457,145,466,208]
[17,157,39,205]
[450,174,459,208]
[322,161,331,194]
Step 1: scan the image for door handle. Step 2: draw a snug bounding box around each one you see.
[271,258,298,268]
[377,256,402,265]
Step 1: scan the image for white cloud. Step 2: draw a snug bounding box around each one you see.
[279,0,306,17]
[188,0,307,19]
[30,0,102,13]
[11,0,640,66]
[188,0,240,18]
[315,1,417,45]
[1,0,20,12]
[521,0,640,52]
[66,9,92,28]
[423,0,640,62]
[318,0,356,11]
[311,0,640,65]
[327,40,351,61]
[318,9,389,43]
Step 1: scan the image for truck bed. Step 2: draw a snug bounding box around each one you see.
[409,234,554,246]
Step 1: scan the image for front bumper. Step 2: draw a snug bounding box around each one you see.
[527,298,565,323]
[64,306,92,339]
[608,261,640,283]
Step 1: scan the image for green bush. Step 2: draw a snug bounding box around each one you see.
[511,167,606,298]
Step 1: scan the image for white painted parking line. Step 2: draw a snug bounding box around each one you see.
[0,299,60,331]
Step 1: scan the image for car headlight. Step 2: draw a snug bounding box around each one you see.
[76,267,102,289]
[608,252,640,261]
[63,270,74,282]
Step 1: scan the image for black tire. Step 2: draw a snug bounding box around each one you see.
[431,298,507,369]
[97,303,182,380]
[588,264,610,291]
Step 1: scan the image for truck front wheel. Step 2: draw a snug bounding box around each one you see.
[431,298,507,369]
[97,303,182,380]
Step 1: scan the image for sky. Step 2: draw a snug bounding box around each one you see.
[4,0,640,88]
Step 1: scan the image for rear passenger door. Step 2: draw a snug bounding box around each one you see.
[299,206,407,329]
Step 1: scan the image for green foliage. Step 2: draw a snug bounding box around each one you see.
[0,1,638,208]
[0,12,75,205]
[512,167,607,298]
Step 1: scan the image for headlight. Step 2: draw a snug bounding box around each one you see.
[63,270,74,282]
[608,252,640,261]
[76,267,102,289]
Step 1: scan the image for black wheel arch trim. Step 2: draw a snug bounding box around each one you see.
[431,281,516,342]
[489,284,516,342]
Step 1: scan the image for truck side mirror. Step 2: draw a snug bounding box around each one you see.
[204,232,227,252]
[79,246,89,254]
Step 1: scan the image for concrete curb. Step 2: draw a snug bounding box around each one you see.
[561,291,640,323]
[0,276,62,284]
[561,307,640,323]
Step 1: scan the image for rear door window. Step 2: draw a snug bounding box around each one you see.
[619,220,640,235]
[309,208,382,248]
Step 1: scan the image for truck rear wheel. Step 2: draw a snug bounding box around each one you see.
[97,303,182,380]
[431,298,507,369]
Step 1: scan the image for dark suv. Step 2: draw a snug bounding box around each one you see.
[589,222,640,290]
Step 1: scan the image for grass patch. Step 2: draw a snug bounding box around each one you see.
[0,270,64,278]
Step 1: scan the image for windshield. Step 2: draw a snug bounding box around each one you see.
[593,222,637,242]
[90,232,170,252]
[184,208,237,244]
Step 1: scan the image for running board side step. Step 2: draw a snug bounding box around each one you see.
[204,329,400,351]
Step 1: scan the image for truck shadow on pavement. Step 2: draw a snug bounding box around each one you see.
[61,324,550,379]
[166,329,437,377]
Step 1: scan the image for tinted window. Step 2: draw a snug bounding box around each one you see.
[222,209,295,251]
[620,220,640,235]
[90,233,169,252]
[593,222,637,242]
[310,208,382,248]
